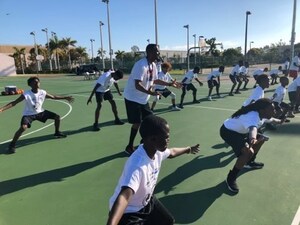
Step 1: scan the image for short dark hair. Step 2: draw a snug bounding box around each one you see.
[257,74,269,84]
[27,76,40,86]
[139,115,168,139]
[146,44,158,55]
[114,70,124,79]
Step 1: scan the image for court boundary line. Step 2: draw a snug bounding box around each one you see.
[291,205,300,225]
[0,100,72,145]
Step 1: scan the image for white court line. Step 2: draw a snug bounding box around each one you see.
[0,100,72,145]
[291,205,300,225]
[73,93,237,112]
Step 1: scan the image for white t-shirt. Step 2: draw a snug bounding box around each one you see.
[269,69,281,76]
[290,55,300,71]
[124,57,158,104]
[154,71,173,90]
[243,86,264,106]
[109,145,170,213]
[253,69,265,77]
[95,71,116,93]
[224,111,261,134]
[239,66,248,76]
[182,70,198,84]
[273,85,286,103]
[207,70,222,81]
[283,60,290,70]
[230,65,240,76]
[22,89,47,115]
[287,76,300,92]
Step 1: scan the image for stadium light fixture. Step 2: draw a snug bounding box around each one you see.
[99,21,105,69]
[183,24,189,70]
[90,39,95,63]
[41,28,53,71]
[102,0,113,69]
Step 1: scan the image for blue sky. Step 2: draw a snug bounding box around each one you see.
[0,0,298,56]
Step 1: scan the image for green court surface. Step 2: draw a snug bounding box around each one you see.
[0,74,299,225]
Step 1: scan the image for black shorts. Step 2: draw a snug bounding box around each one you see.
[21,110,58,128]
[118,196,174,225]
[273,101,291,111]
[208,80,218,89]
[288,91,297,105]
[124,98,153,124]
[155,88,171,98]
[229,75,238,83]
[95,91,113,103]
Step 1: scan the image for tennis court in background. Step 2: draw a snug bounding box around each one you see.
[0,72,299,225]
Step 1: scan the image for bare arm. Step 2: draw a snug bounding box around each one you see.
[134,80,157,96]
[46,93,74,103]
[168,144,200,158]
[195,78,203,86]
[106,187,134,225]
[0,94,24,113]
[87,83,101,104]
[114,83,122,96]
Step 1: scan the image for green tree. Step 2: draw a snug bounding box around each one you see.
[115,50,125,67]
[11,47,26,74]
[61,37,77,70]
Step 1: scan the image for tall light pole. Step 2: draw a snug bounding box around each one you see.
[41,28,53,72]
[99,21,105,69]
[183,24,189,70]
[51,31,58,70]
[102,0,113,69]
[154,0,158,45]
[244,11,251,61]
[90,39,95,63]
[290,0,297,61]
[193,34,196,65]
[30,31,41,73]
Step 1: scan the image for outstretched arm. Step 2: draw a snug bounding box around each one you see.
[106,187,134,225]
[0,94,24,113]
[168,144,200,158]
[114,83,122,96]
[87,83,101,104]
[46,93,74,103]
[195,78,203,86]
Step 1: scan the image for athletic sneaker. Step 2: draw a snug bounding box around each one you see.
[226,174,239,193]
[193,100,200,103]
[208,96,212,101]
[235,91,241,94]
[7,144,16,154]
[114,119,125,125]
[93,123,100,131]
[124,145,135,155]
[177,104,184,109]
[171,106,181,111]
[244,161,264,169]
[228,93,234,96]
[217,94,223,98]
[287,112,295,118]
[54,132,67,138]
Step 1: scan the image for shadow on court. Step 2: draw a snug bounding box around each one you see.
[271,122,300,135]
[0,152,126,196]
[155,151,235,195]
[159,181,235,224]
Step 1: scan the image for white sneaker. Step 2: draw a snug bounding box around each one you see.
[217,94,223,98]
[208,96,212,101]
[171,106,181,111]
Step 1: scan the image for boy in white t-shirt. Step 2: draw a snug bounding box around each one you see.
[229,60,243,96]
[150,62,180,111]
[243,74,269,107]
[252,67,268,88]
[106,115,200,225]
[271,76,294,119]
[178,66,203,108]
[269,66,282,85]
[289,52,300,80]
[0,76,74,154]
[87,70,124,131]
[207,65,224,100]
[287,76,300,113]
[239,61,250,90]
[282,57,290,76]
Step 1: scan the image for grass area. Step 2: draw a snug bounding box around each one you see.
[0,73,299,225]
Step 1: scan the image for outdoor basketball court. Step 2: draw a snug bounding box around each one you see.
[0,73,299,225]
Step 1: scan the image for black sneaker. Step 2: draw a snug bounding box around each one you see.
[235,91,241,94]
[228,93,234,96]
[177,104,184,109]
[244,161,264,169]
[54,132,67,138]
[124,145,135,155]
[225,176,239,193]
[7,144,16,154]
[193,100,200,103]
[93,123,100,131]
[114,119,125,125]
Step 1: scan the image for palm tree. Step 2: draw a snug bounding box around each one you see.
[49,35,61,70]
[11,47,26,74]
[61,37,77,70]
[75,46,88,65]
[115,50,125,67]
